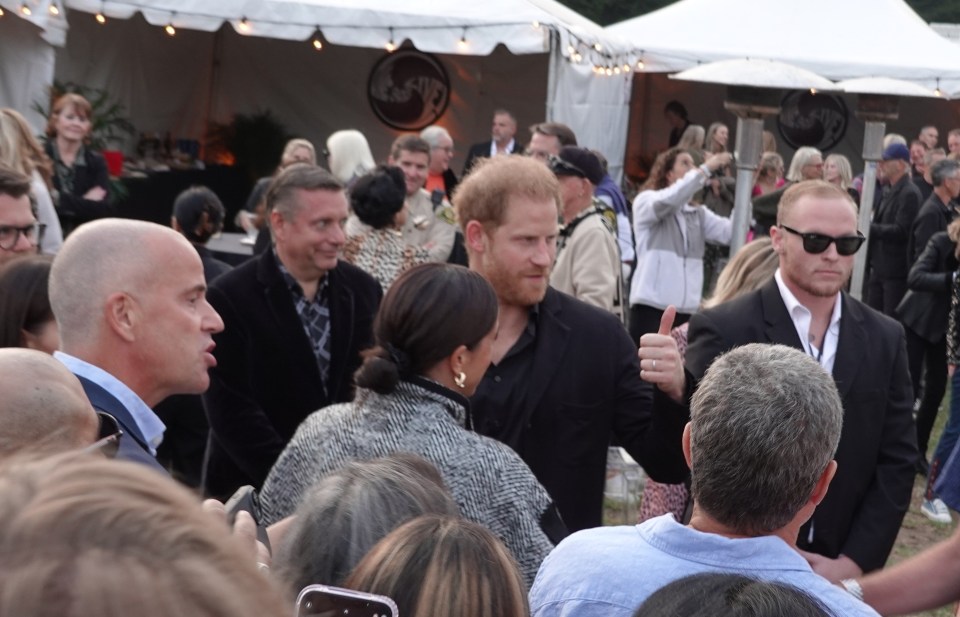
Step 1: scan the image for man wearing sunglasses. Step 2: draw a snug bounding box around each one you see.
[0,165,42,267]
[644,181,915,584]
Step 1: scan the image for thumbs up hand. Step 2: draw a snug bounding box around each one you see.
[638,305,686,403]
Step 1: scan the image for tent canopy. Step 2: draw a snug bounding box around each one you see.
[608,0,960,89]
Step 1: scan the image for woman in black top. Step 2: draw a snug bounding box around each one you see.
[44,93,111,233]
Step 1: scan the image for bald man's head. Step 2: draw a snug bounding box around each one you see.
[0,349,99,460]
[49,219,196,351]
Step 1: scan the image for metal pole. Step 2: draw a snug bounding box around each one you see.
[730,116,764,255]
[850,120,886,301]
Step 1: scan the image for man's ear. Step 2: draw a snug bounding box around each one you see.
[269,210,285,240]
[810,459,838,507]
[464,220,488,255]
[104,292,138,343]
[681,422,693,469]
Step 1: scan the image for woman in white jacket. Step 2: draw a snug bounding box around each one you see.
[628,148,732,343]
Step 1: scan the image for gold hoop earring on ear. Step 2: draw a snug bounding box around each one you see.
[454,371,466,389]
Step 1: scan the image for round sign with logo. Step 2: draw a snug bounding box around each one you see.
[777,91,848,151]
[368,49,451,131]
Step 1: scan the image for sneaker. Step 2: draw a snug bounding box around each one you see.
[921,498,952,524]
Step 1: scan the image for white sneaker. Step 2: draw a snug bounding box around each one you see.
[921,498,953,524]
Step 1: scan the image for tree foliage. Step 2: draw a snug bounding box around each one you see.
[559,0,960,26]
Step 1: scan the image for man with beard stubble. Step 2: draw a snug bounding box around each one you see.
[455,155,689,532]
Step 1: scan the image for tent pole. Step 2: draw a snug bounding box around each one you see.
[729,115,763,254]
[850,119,886,301]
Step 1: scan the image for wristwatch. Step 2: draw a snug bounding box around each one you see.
[840,578,864,601]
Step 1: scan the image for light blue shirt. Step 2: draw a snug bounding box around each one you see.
[55,351,166,455]
[529,515,879,617]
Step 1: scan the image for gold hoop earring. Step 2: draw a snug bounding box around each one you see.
[454,371,466,389]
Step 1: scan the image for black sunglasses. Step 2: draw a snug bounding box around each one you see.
[81,411,124,459]
[779,225,865,256]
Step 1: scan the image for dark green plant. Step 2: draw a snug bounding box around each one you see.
[32,80,136,151]
[206,110,291,181]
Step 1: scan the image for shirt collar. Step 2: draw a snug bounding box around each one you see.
[491,138,516,156]
[275,249,329,299]
[774,269,842,330]
[54,351,166,454]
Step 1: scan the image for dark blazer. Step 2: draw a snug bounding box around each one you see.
[870,174,922,279]
[75,374,167,473]
[462,140,522,177]
[44,141,113,231]
[897,231,958,343]
[472,288,689,532]
[909,193,956,264]
[202,249,382,499]
[684,279,916,572]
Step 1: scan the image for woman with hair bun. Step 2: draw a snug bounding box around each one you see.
[342,165,429,289]
[171,185,232,283]
[259,263,562,585]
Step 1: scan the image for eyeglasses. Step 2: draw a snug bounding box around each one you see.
[81,411,124,459]
[547,154,585,178]
[0,222,45,251]
[779,224,865,256]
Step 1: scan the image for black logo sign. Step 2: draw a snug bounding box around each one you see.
[777,91,848,151]
[368,50,451,131]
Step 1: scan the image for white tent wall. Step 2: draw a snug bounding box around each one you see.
[51,10,550,175]
[0,15,57,131]
[624,73,960,184]
[548,51,632,182]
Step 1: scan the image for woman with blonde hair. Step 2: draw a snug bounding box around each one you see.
[0,108,64,253]
[823,153,859,201]
[344,515,530,617]
[0,455,290,617]
[676,125,706,164]
[752,152,785,197]
[639,238,778,523]
[704,122,729,155]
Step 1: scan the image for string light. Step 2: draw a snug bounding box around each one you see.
[593,42,602,51]
[458,27,468,50]
[935,78,942,98]
[165,23,175,36]
[622,63,630,72]
[572,52,581,63]
[95,11,106,24]
[20,3,31,16]
[636,59,645,70]
[385,26,396,52]
[311,27,323,50]
[237,16,250,33]
[810,88,817,95]
[49,2,60,16]
[0,6,5,16]
[613,66,621,75]
[532,20,540,29]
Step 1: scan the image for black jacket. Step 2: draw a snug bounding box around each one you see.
[471,288,689,531]
[44,141,112,231]
[202,250,382,498]
[462,140,522,177]
[897,231,958,343]
[870,174,922,279]
[909,193,956,264]
[681,279,916,572]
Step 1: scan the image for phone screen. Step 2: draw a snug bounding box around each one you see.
[296,585,398,617]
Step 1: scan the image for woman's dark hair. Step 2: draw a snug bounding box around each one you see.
[172,186,226,244]
[350,165,406,230]
[643,147,687,191]
[355,263,498,394]
[633,573,833,617]
[0,255,54,348]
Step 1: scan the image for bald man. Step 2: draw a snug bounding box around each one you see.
[49,219,224,471]
[0,348,99,460]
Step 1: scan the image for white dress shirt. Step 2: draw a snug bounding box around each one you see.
[774,269,842,373]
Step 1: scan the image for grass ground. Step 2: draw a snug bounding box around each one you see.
[886,391,956,617]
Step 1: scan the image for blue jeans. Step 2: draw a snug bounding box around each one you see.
[929,371,960,505]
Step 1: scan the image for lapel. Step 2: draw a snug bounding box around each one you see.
[74,374,151,451]
[830,293,865,399]
[326,266,355,399]
[760,279,804,349]
[256,250,323,381]
[520,289,571,425]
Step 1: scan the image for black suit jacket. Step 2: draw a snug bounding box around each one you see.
[76,374,168,473]
[202,249,382,498]
[909,193,956,264]
[870,174,922,279]
[898,231,958,343]
[462,140,522,177]
[684,279,916,572]
[472,288,689,532]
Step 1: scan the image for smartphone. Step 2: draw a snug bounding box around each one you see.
[296,585,398,617]
[223,485,271,551]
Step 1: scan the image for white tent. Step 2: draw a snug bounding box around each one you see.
[607,0,960,90]
[0,0,637,179]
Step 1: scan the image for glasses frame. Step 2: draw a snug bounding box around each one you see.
[779,224,865,256]
[82,411,124,459]
[0,222,46,251]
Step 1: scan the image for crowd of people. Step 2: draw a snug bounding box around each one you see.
[4,91,960,617]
